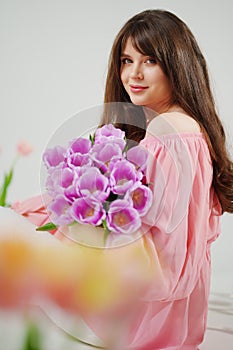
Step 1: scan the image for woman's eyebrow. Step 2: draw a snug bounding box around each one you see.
[120,53,131,57]
[121,52,152,58]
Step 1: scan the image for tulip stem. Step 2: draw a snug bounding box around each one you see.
[22,320,42,350]
[0,166,14,207]
[102,219,110,245]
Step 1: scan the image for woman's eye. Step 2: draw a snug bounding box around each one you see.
[146,58,156,64]
[121,58,132,64]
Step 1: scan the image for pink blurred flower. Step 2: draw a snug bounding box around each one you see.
[17,140,33,156]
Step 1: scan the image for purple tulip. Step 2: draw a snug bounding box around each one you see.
[60,167,80,202]
[60,167,75,188]
[66,152,92,169]
[94,124,126,150]
[110,159,139,195]
[77,167,110,202]
[126,146,148,173]
[91,142,123,173]
[64,186,79,203]
[47,195,73,225]
[45,166,64,197]
[106,199,141,234]
[69,137,92,154]
[66,138,92,169]
[126,184,153,216]
[46,166,71,192]
[43,146,66,168]
[71,197,106,225]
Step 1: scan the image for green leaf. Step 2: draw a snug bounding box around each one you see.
[36,222,57,231]
[22,321,42,350]
[0,168,14,207]
[89,130,96,145]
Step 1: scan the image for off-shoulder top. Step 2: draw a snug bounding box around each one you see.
[126,130,221,349]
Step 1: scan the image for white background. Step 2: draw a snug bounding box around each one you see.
[0,0,233,295]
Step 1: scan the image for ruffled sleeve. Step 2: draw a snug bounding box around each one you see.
[11,194,58,235]
[139,129,221,302]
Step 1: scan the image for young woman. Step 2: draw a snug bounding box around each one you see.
[90,9,233,349]
[12,9,233,350]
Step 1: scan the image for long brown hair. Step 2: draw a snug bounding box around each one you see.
[101,9,233,214]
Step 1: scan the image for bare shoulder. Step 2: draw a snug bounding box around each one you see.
[147,112,201,136]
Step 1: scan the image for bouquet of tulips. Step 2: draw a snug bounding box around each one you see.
[38,124,152,241]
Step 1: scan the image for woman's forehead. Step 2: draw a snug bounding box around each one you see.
[121,34,156,57]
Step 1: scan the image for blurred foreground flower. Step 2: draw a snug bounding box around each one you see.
[0,207,153,348]
[17,140,33,156]
[0,140,33,207]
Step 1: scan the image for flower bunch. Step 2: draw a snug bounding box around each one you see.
[39,124,152,237]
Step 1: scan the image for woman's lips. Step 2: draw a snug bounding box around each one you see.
[129,85,148,93]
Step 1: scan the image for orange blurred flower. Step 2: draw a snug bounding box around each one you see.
[0,208,152,315]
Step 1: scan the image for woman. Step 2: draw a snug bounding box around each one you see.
[94,9,233,349]
[12,9,233,350]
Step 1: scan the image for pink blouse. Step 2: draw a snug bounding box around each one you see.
[12,132,222,350]
[125,132,221,349]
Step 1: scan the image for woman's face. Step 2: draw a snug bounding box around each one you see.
[120,38,173,113]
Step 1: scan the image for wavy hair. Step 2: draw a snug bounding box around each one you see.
[100,9,233,214]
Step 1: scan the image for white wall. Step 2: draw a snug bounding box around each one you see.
[1,0,233,293]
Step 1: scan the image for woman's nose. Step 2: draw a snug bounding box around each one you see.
[129,64,143,79]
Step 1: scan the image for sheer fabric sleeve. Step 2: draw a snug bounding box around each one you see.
[11,194,58,235]
[139,117,220,302]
